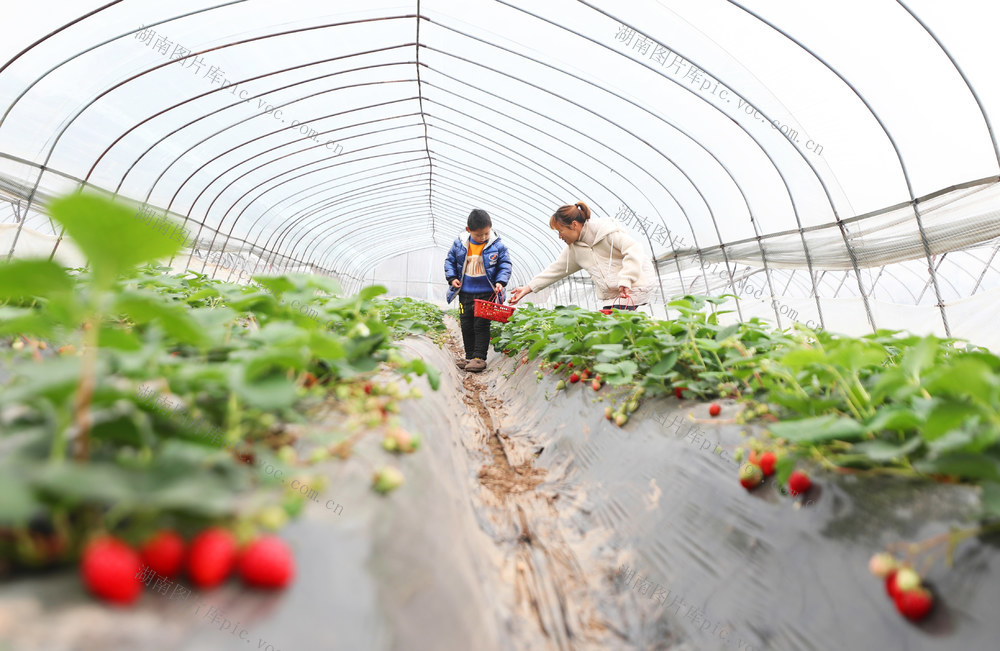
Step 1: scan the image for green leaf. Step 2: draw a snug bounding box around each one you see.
[358,285,387,301]
[32,462,137,506]
[47,194,186,288]
[0,259,73,300]
[779,348,827,370]
[0,470,43,525]
[115,291,208,346]
[981,481,1000,519]
[852,436,922,462]
[914,453,1000,481]
[231,372,298,410]
[863,406,923,434]
[768,414,867,443]
[649,351,679,376]
[924,358,998,404]
[923,401,978,441]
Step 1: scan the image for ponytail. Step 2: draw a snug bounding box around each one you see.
[551,201,591,228]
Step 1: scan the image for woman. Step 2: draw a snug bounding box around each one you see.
[508,201,658,309]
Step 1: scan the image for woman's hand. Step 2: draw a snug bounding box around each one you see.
[618,286,631,299]
[451,279,462,289]
[508,286,532,304]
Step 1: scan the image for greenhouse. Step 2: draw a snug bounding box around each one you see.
[1,1,999,650]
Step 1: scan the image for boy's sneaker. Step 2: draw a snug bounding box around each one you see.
[466,358,487,373]
[456,359,468,369]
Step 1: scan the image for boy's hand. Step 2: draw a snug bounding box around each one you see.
[451,279,462,289]
[494,282,504,294]
[508,286,532,304]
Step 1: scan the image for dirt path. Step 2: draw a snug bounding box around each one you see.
[444,324,628,651]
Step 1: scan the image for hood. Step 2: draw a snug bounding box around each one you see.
[460,230,500,247]
[576,216,621,247]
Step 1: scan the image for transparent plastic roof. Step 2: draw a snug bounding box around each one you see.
[2,1,1000,344]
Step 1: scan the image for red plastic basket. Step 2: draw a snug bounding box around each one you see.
[474,290,515,323]
[600,294,635,315]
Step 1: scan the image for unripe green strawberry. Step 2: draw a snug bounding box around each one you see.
[555,380,565,390]
[276,445,297,465]
[373,466,404,494]
[615,413,628,427]
[257,505,289,531]
[868,552,897,578]
[604,406,613,420]
[894,567,920,592]
[626,400,638,413]
[739,463,763,490]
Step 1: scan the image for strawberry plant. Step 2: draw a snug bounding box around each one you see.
[0,193,443,579]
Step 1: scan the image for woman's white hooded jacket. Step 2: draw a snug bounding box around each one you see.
[527,216,658,305]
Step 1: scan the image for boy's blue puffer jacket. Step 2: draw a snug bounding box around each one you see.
[444,231,512,304]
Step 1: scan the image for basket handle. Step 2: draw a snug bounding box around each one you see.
[611,293,635,310]
[489,287,505,304]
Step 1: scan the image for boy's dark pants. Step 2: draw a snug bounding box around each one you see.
[458,291,494,360]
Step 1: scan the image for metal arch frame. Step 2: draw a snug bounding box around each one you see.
[311,170,562,274]
[225,137,433,272]
[222,164,432,281]
[21,8,780,314]
[456,6,818,326]
[419,30,731,318]
[895,0,1000,171]
[17,14,420,260]
[234,154,432,278]
[725,0,978,336]
[2,2,991,324]
[98,63,420,192]
[0,2,247,123]
[193,123,430,273]
[490,4,820,328]
[290,160,564,276]
[319,180,559,286]
[414,0,436,247]
[190,134,430,272]
[309,168,562,274]
[265,123,584,281]
[219,150,431,276]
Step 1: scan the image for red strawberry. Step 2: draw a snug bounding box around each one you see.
[758,452,777,476]
[708,403,721,417]
[238,536,295,589]
[363,382,374,395]
[886,570,902,599]
[139,531,185,579]
[569,373,580,384]
[581,369,591,380]
[739,463,763,490]
[895,587,933,621]
[674,386,687,399]
[592,379,602,391]
[80,536,143,605]
[553,363,561,370]
[187,528,237,588]
[567,362,574,368]
[788,470,811,496]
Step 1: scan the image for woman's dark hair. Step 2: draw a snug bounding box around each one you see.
[468,208,492,230]
[550,201,591,229]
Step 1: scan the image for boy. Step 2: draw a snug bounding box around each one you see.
[444,209,512,372]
